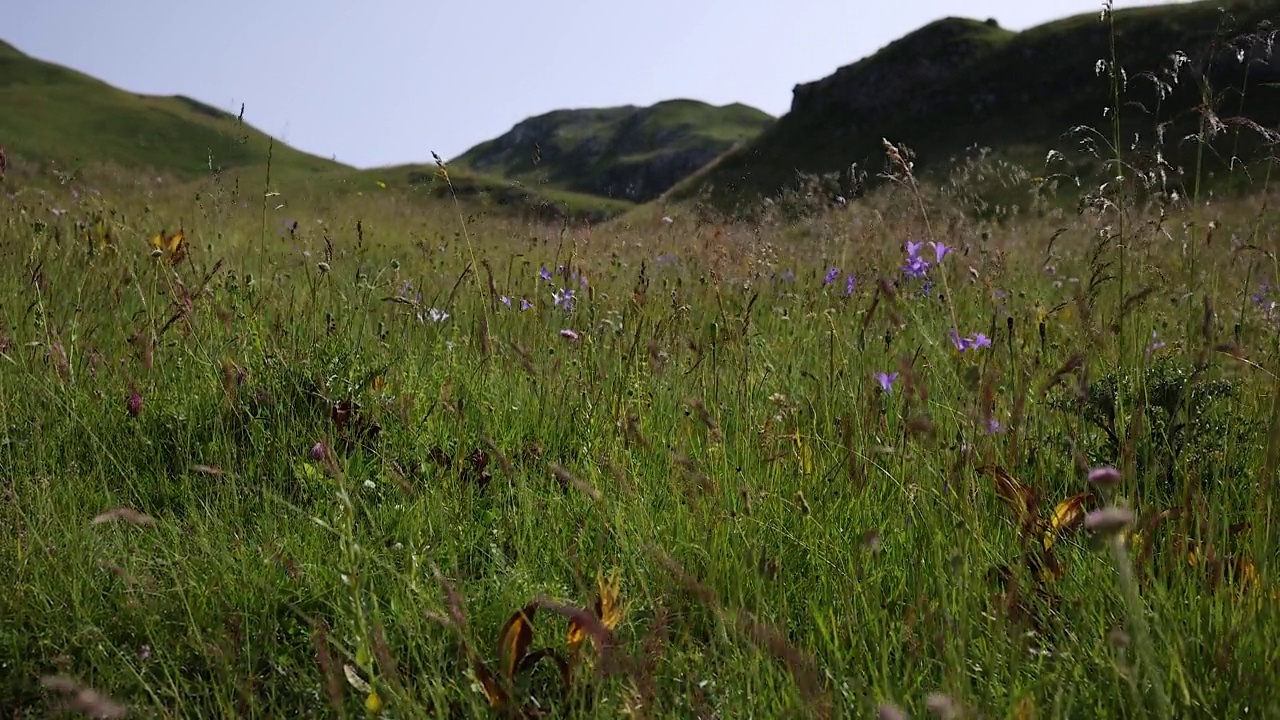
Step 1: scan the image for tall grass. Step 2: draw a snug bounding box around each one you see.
[2,11,1279,720]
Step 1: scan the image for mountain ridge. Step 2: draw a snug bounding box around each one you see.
[668,0,1280,213]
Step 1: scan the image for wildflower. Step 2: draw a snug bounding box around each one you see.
[426,308,449,323]
[1088,466,1122,491]
[1145,330,1166,355]
[845,274,856,297]
[539,265,553,282]
[519,298,534,311]
[822,267,840,287]
[949,329,991,351]
[986,416,1004,434]
[925,693,961,720]
[500,295,512,307]
[553,288,576,311]
[559,329,580,342]
[310,442,329,461]
[661,216,674,224]
[657,252,677,264]
[779,269,795,283]
[902,241,930,279]
[878,704,908,720]
[875,372,899,393]
[929,241,954,264]
[126,390,143,418]
[1085,506,1134,536]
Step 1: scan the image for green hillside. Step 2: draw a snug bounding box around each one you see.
[0,40,347,181]
[454,99,772,203]
[0,39,637,220]
[671,1,1280,212]
[330,163,635,223]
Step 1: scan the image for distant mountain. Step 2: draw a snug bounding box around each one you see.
[453,99,773,203]
[669,0,1280,212]
[0,39,346,181]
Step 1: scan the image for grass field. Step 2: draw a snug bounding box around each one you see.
[3,9,1280,720]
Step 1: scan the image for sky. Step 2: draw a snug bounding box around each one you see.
[2,0,1176,169]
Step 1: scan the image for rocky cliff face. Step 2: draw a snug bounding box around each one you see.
[674,1,1280,211]
[789,18,1011,122]
[456,100,771,203]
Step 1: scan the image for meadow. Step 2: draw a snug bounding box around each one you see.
[3,26,1280,720]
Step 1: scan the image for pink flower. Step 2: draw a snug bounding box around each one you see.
[559,329,580,342]
[126,389,143,418]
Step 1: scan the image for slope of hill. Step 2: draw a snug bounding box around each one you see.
[0,39,631,221]
[328,163,635,223]
[453,99,773,203]
[671,1,1280,212]
[0,38,345,180]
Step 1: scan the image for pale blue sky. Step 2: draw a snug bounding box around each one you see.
[2,0,1172,169]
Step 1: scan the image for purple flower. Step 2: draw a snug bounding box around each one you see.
[553,288,576,310]
[929,241,954,264]
[949,329,991,351]
[875,372,899,393]
[822,267,840,287]
[845,274,856,297]
[309,442,329,461]
[986,417,1004,434]
[779,269,795,283]
[559,328,580,342]
[1145,330,1167,356]
[519,298,534,311]
[1088,466,1122,489]
[126,390,143,418]
[902,241,931,279]
[539,265,553,282]
[657,252,677,264]
[500,295,512,307]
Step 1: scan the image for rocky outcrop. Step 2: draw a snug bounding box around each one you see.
[676,0,1280,210]
[789,18,1011,121]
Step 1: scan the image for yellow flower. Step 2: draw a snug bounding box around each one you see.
[364,689,383,715]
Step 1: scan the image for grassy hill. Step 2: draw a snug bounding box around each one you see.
[670,1,1280,213]
[0,39,346,182]
[328,163,636,223]
[453,99,772,203]
[0,39,634,221]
